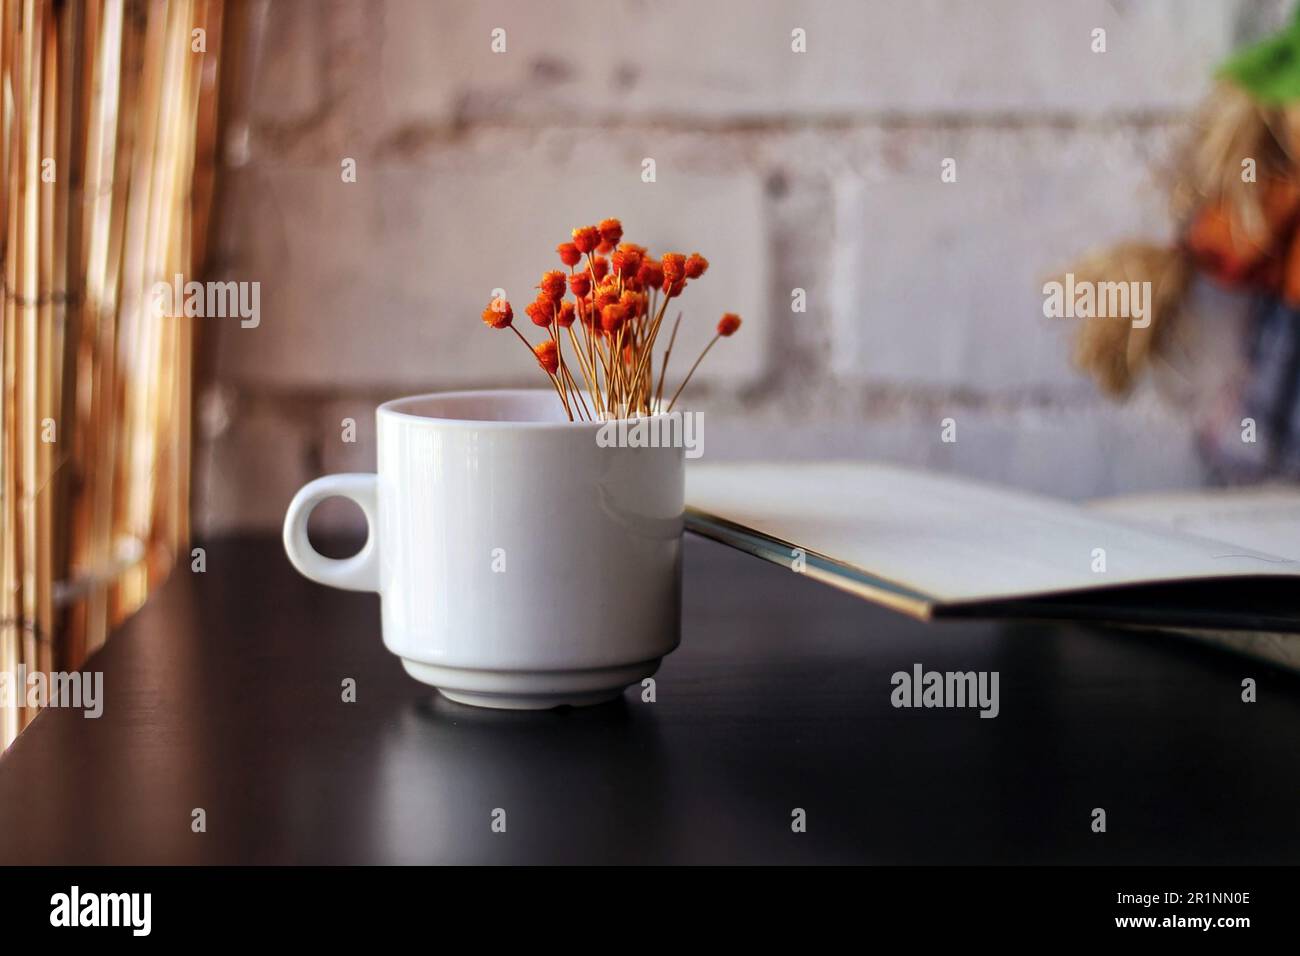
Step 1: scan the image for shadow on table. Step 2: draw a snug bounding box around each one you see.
[356,691,672,863]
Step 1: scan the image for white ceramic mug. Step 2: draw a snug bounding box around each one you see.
[283,389,684,709]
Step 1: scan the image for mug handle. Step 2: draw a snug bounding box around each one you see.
[282,474,380,592]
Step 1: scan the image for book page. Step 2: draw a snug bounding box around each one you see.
[1089,486,1300,561]
[685,463,1300,606]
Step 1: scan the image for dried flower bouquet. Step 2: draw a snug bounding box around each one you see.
[481,218,741,421]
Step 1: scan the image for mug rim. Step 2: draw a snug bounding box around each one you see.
[377,388,678,429]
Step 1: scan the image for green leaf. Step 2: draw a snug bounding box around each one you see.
[1218,17,1300,104]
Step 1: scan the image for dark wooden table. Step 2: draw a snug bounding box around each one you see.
[1,533,1298,865]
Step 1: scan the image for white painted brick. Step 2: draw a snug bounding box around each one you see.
[194,395,386,536]
[318,399,379,477]
[312,399,383,534]
[830,127,1172,391]
[213,158,769,392]
[696,398,1205,501]
[935,403,1205,500]
[348,0,1246,129]
[196,0,1260,533]
[248,0,328,126]
[198,388,1205,532]
[193,395,312,535]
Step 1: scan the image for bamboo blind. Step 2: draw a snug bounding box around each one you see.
[1,0,223,748]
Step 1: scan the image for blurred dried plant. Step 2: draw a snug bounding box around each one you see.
[1069,80,1299,397]
[481,217,742,420]
[0,0,226,747]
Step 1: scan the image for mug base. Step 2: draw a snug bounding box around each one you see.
[401,657,663,711]
[437,687,624,710]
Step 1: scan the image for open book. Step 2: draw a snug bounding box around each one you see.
[686,463,1300,651]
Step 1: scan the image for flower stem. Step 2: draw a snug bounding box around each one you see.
[666,334,719,413]
[655,311,683,410]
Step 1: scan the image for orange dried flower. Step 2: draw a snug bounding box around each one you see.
[482,217,739,421]
[556,242,582,267]
[717,312,742,337]
[636,258,663,290]
[481,297,513,329]
[600,303,628,332]
[569,272,592,297]
[534,339,559,374]
[661,252,687,289]
[556,300,576,328]
[685,253,709,279]
[539,270,567,301]
[525,297,554,327]
[619,289,644,317]
[598,217,623,249]
[572,225,600,254]
[611,243,644,278]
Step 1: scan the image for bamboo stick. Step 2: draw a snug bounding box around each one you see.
[1,0,225,748]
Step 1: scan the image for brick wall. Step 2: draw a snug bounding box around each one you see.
[196,0,1287,533]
